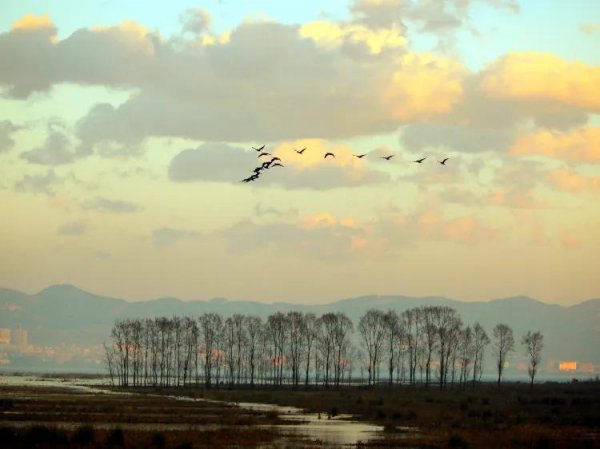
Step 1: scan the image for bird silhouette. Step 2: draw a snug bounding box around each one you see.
[295,148,307,154]
[242,174,259,183]
[271,162,284,167]
[439,158,449,165]
[253,167,263,174]
[324,152,335,159]
[413,157,427,163]
[258,152,271,158]
[252,145,265,152]
[269,157,281,163]
[381,155,394,161]
[261,161,272,169]
[354,154,367,158]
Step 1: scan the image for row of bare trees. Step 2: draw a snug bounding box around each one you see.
[104,307,543,388]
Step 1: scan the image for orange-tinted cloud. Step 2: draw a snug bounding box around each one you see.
[547,168,600,192]
[481,52,600,110]
[383,53,465,120]
[11,14,55,32]
[561,233,581,249]
[511,127,600,163]
[300,21,406,54]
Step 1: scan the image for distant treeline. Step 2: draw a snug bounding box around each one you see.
[104,307,543,388]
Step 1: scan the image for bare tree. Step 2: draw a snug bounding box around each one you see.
[401,308,420,384]
[522,330,544,388]
[493,323,514,386]
[199,313,222,388]
[303,313,318,388]
[384,310,401,386]
[471,323,489,386]
[420,307,437,387]
[358,310,386,386]
[244,316,262,386]
[333,312,353,388]
[286,311,305,387]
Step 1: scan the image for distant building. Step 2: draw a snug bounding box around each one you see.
[0,328,10,345]
[11,328,28,347]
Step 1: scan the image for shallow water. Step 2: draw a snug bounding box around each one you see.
[0,375,414,446]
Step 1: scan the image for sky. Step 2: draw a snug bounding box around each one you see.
[1,0,599,305]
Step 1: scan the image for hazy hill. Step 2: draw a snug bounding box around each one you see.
[1,284,598,373]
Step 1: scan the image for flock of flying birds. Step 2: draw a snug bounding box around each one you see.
[241,145,449,183]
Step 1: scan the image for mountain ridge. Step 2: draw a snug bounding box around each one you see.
[0,284,598,375]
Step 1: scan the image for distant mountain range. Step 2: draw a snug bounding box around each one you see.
[1,284,598,375]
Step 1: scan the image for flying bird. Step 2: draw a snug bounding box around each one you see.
[253,167,263,174]
[271,162,284,167]
[413,157,427,163]
[439,158,449,165]
[295,148,307,154]
[354,154,367,158]
[241,174,258,183]
[324,152,335,159]
[269,157,281,163]
[258,152,271,158]
[252,145,265,152]
[381,155,394,161]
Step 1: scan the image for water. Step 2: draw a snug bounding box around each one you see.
[0,375,412,446]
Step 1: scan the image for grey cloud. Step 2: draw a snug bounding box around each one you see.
[254,202,298,218]
[82,197,140,214]
[14,169,60,195]
[1,19,404,144]
[181,9,211,35]
[169,144,257,183]
[401,123,514,153]
[153,227,202,247]
[351,0,518,32]
[21,130,77,165]
[58,220,87,236]
[219,219,364,258]
[0,120,21,153]
[256,163,390,190]
[168,143,390,190]
[94,250,111,260]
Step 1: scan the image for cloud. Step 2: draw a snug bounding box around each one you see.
[0,120,20,153]
[350,0,518,35]
[153,227,202,246]
[169,140,390,190]
[11,13,55,32]
[82,197,141,213]
[578,22,600,35]
[220,209,496,258]
[254,202,298,218]
[561,232,581,249]
[219,215,365,257]
[510,127,600,163]
[480,52,600,111]
[14,169,61,195]
[21,130,77,165]
[401,122,514,153]
[299,21,406,55]
[58,220,87,236]
[546,168,600,193]
[169,143,257,183]
[94,250,111,260]
[181,9,212,35]
[0,15,468,145]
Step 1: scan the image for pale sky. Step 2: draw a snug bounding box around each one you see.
[1,0,599,305]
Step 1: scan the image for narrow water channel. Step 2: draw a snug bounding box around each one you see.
[1,376,414,446]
